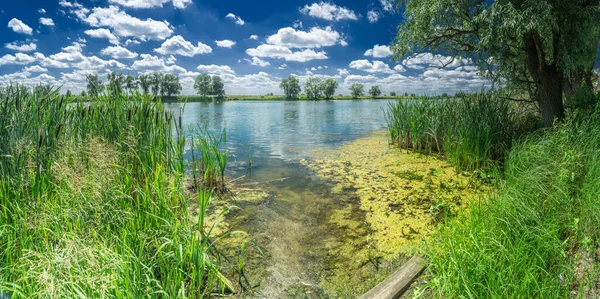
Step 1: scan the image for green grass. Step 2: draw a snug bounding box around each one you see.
[385,92,539,171]
[0,85,233,298]
[420,110,600,298]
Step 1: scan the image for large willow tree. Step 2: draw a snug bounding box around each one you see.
[392,0,600,126]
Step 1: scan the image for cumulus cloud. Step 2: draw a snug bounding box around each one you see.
[349,59,394,74]
[215,40,236,48]
[108,0,192,9]
[196,64,235,74]
[131,54,187,73]
[39,17,55,26]
[364,44,392,58]
[38,8,46,14]
[34,53,70,68]
[394,64,406,72]
[245,57,270,67]
[85,28,120,45]
[226,13,245,25]
[5,42,37,52]
[101,46,139,59]
[266,26,341,48]
[81,6,173,41]
[0,53,37,65]
[300,2,357,21]
[367,10,379,23]
[249,35,259,40]
[154,35,212,57]
[23,65,48,73]
[380,0,395,12]
[8,18,33,35]
[246,44,327,62]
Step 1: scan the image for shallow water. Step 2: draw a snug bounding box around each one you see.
[165,100,398,297]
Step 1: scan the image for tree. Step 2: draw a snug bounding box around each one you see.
[390,91,397,97]
[369,85,381,98]
[150,73,163,97]
[304,77,323,99]
[161,74,182,98]
[138,74,151,95]
[211,75,225,98]
[107,72,125,96]
[279,76,301,99]
[125,74,138,95]
[320,79,339,99]
[194,73,212,96]
[392,0,600,126]
[349,83,364,98]
[86,74,104,97]
[65,90,73,97]
[80,90,87,97]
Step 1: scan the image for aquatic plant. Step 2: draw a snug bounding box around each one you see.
[0,84,231,297]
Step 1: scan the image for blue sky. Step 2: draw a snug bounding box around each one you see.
[0,0,489,95]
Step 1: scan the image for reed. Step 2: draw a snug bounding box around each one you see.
[0,85,231,298]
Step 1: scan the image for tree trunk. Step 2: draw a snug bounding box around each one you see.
[524,30,565,127]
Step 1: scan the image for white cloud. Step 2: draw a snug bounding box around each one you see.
[226,13,245,25]
[5,42,37,52]
[367,10,379,23]
[394,64,406,72]
[293,20,303,29]
[380,0,394,12]
[85,28,120,45]
[215,40,236,48]
[245,57,270,67]
[39,17,55,26]
[249,35,259,40]
[246,44,328,62]
[278,64,287,70]
[266,26,341,48]
[72,56,127,70]
[81,6,173,41]
[38,8,46,14]
[0,53,36,65]
[34,53,70,68]
[154,35,212,56]
[196,64,235,74]
[23,65,48,73]
[131,54,187,73]
[101,46,139,59]
[108,0,192,9]
[300,2,357,21]
[402,53,470,69]
[349,59,394,74]
[364,44,392,58]
[8,18,33,35]
[125,39,141,46]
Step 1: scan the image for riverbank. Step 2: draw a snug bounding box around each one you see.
[207,130,487,298]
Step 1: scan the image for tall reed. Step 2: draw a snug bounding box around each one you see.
[0,85,231,297]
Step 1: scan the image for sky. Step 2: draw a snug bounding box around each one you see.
[0,0,490,95]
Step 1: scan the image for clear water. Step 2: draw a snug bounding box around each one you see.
[164,100,395,297]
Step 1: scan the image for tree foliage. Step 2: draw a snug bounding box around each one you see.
[211,76,225,98]
[194,74,212,96]
[279,76,301,99]
[392,0,600,126]
[138,74,151,95]
[369,85,381,98]
[321,78,339,99]
[304,77,323,99]
[350,83,364,98]
[160,74,182,98]
[86,74,104,97]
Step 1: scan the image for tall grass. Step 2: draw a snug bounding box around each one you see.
[0,85,232,297]
[421,108,600,297]
[385,92,538,171]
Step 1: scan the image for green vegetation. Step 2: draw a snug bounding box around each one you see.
[0,84,233,297]
[386,92,539,171]
[304,77,323,99]
[279,75,301,99]
[86,71,182,99]
[421,108,600,297]
[350,83,365,98]
[393,0,600,126]
[194,73,225,99]
[369,85,381,98]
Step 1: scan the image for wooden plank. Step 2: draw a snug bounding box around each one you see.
[359,256,426,299]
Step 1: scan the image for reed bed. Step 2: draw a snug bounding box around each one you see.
[0,85,232,298]
[420,107,600,297]
[385,92,538,171]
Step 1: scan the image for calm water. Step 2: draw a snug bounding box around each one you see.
[165,100,394,297]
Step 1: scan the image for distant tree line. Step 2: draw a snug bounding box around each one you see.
[85,72,182,99]
[279,76,339,100]
[193,74,226,99]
